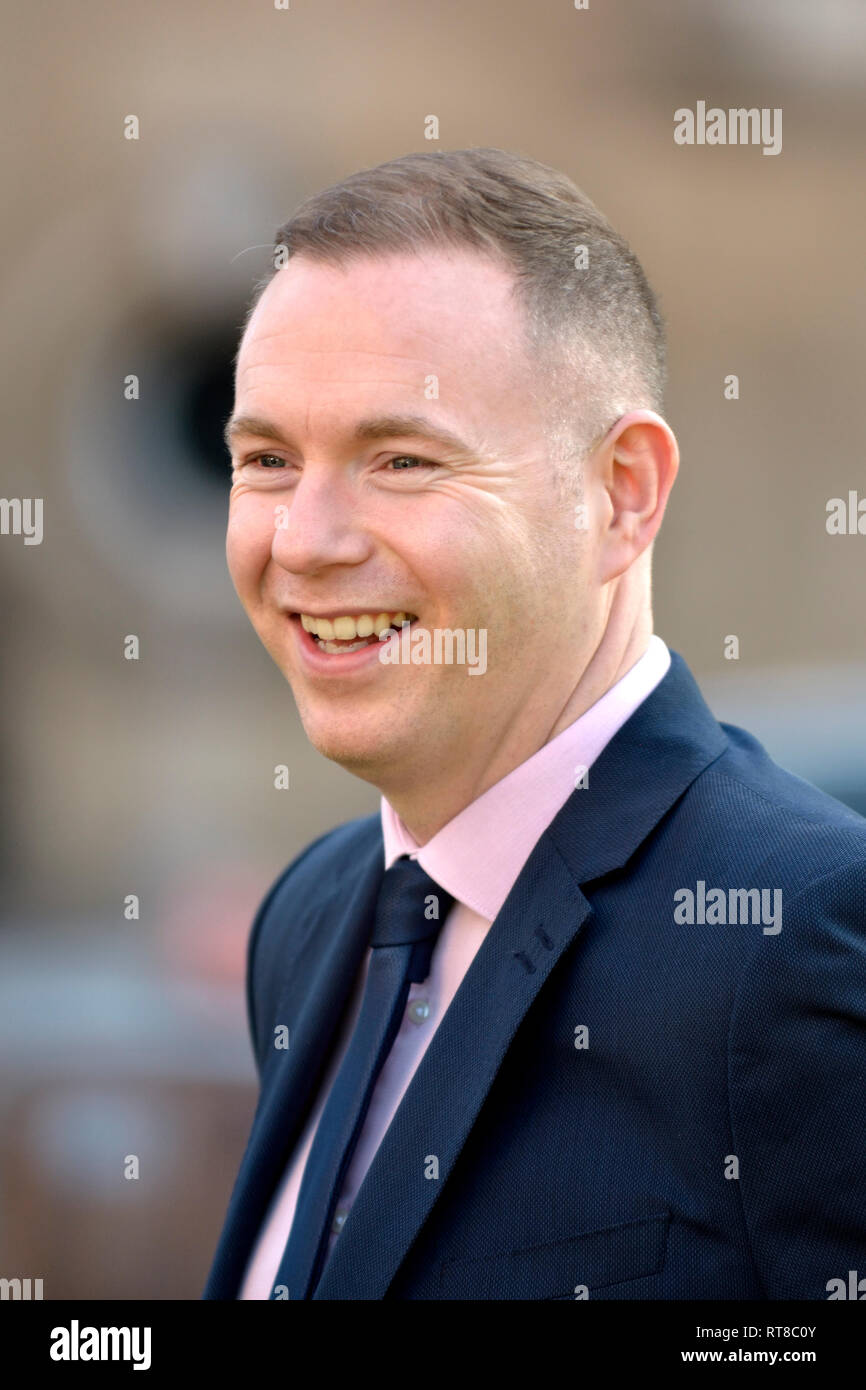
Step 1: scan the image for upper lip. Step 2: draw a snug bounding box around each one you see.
[286,607,417,618]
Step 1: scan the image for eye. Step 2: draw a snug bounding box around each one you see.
[249,454,286,469]
[385,454,436,471]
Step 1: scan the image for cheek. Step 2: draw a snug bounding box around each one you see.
[412,495,509,604]
[226,495,273,594]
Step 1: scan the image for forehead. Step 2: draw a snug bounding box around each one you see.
[236,250,530,403]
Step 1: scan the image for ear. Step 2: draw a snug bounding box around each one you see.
[591,410,679,584]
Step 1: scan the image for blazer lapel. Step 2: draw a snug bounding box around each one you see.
[204,835,385,1298]
[314,650,728,1298]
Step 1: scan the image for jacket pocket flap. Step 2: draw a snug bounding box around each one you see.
[438,1211,670,1299]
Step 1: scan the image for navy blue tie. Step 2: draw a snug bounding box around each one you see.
[270,855,453,1300]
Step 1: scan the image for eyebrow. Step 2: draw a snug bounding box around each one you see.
[223,411,475,459]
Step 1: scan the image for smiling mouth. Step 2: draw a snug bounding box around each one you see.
[294,610,418,654]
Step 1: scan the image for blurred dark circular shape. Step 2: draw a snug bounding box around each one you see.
[173,323,239,489]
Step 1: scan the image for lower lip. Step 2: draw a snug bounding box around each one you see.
[289,615,418,675]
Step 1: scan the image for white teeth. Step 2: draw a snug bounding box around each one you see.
[318,638,374,655]
[299,610,416,640]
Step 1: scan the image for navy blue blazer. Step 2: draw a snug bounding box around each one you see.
[203,650,866,1300]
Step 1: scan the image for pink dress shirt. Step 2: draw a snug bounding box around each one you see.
[239,634,671,1297]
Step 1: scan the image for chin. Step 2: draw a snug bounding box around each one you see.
[301,716,402,777]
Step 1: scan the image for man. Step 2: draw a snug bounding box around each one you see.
[204,148,866,1301]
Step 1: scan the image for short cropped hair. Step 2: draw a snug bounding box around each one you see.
[242,147,667,481]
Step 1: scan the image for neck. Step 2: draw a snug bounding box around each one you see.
[382,577,654,844]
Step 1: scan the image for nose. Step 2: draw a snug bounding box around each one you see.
[270,464,372,576]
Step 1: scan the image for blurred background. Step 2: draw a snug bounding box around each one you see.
[0,0,864,1298]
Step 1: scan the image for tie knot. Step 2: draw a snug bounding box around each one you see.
[371,857,453,964]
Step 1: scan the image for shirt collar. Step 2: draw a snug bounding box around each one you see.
[381,635,671,921]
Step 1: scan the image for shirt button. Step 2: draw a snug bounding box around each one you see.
[332,1207,349,1235]
[407,999,431,1024]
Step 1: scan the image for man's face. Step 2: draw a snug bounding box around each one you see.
[226,250,595,796]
